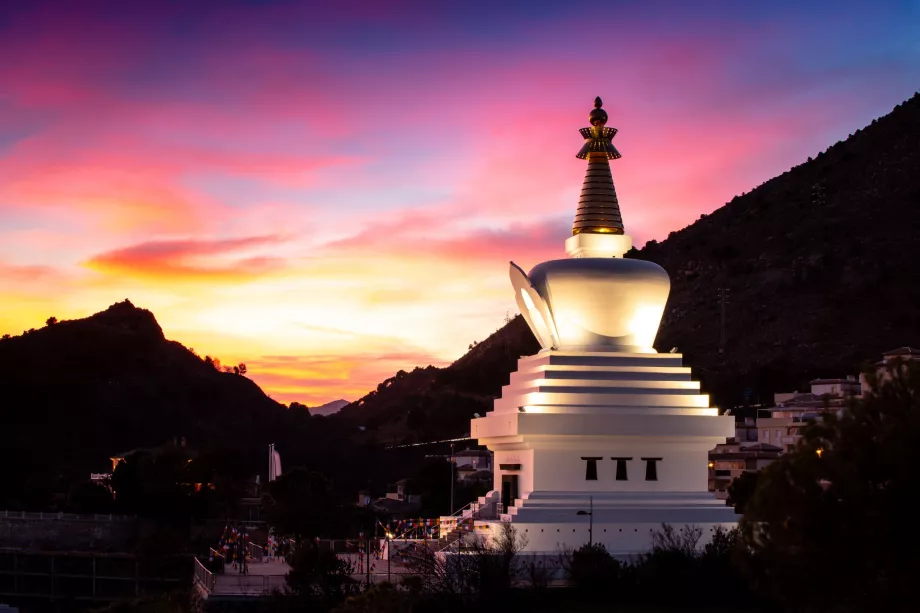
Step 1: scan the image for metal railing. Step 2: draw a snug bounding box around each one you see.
[211,574,287,595]
[247,542,265,562]
[0,510,135,521]
[193,557,216,593]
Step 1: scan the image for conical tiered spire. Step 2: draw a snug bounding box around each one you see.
[572,97,624,236]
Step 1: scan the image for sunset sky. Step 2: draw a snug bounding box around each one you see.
[1,1,918,405]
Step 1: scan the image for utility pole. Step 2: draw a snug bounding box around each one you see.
[449,443,455,514]
[718,287,730,354]
[365,525,371,588]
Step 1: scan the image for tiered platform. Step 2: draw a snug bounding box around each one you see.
[471,350,735,555]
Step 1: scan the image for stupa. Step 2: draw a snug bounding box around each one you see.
[467,98,736,555]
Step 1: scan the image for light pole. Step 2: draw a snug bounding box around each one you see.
[449,443,455,514]
[576,496,593,546]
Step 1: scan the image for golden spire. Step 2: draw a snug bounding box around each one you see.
[572,97,624,236]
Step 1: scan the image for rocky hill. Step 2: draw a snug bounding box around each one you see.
[342,91,920,434]
[0,301,404,509]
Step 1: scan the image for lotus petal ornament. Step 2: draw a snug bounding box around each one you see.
[510,97,671,354]
[510,262,559,350]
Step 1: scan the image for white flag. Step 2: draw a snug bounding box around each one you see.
[271,449,282,481]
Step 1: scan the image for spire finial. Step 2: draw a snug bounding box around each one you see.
[589,96,607,127]
[573,97,624,236]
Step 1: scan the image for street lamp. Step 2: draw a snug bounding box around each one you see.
[576,496,593,546]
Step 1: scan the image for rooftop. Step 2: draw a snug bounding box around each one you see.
[882,346,920,357]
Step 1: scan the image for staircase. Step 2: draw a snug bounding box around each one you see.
[435,491,502,551]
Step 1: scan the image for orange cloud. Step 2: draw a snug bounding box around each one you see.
[245,351,446,406]
[85,235,288,282]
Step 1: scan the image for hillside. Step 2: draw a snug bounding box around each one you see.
[343,91,920,434]
[0,301,405,509]
[643,91,920,401]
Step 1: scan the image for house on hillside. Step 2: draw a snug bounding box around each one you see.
[107,437,215,493]
[366,479,422,518]
[109,436,197,472]
[861,346,920,394]
[453,449,492,483]
[762,376,861,452]
[708,440,783,500]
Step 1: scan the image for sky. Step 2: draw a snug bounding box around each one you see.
[1,1,918,406]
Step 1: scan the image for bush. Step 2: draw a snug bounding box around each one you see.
[565,542,619,595]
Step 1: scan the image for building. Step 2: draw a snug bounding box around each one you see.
[708,441,782,499]
[368,479,422,518]
[109,436,195,472]
[760,377,859,451]
[861,347,920,394]
[454,449,493,483]
[457,98,736,556]
[774,376,861,404]
[708,349,920,498]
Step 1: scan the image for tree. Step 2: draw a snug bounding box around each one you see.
[740,359,920,612]
[286,542,358,602]
[263,468,340,540]
[726,470,759,514]
[331,582,413,613]
[563,542,620,595]
[238,363,247,375]
[68,481,114,514]
[45,316,57,326]
[403,520,526,604]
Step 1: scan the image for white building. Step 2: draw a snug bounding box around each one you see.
[861,346,920,394]
[447,99,736,556]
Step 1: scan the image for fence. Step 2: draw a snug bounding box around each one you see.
[0,510,134,521]
[193,557,216,592]
[247,542,265,563]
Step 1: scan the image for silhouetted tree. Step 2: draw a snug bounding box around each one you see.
[263,468,340,540]
[68,481,113,514]
[332,581,415,613]
[740,359,920,612]
[286,542,358,603]
[563,542,619,596]
[726,470,759,514]
[45,316,57,326]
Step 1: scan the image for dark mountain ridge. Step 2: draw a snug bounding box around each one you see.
[0,301,411,509]
[342,91,920,436]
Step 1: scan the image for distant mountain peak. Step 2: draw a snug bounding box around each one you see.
[309,399,350,416]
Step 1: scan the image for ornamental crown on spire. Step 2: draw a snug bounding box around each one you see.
[576,97,621,160]
[572,97,624,236]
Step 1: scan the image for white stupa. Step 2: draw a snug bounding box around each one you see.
[465,97,736,555]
